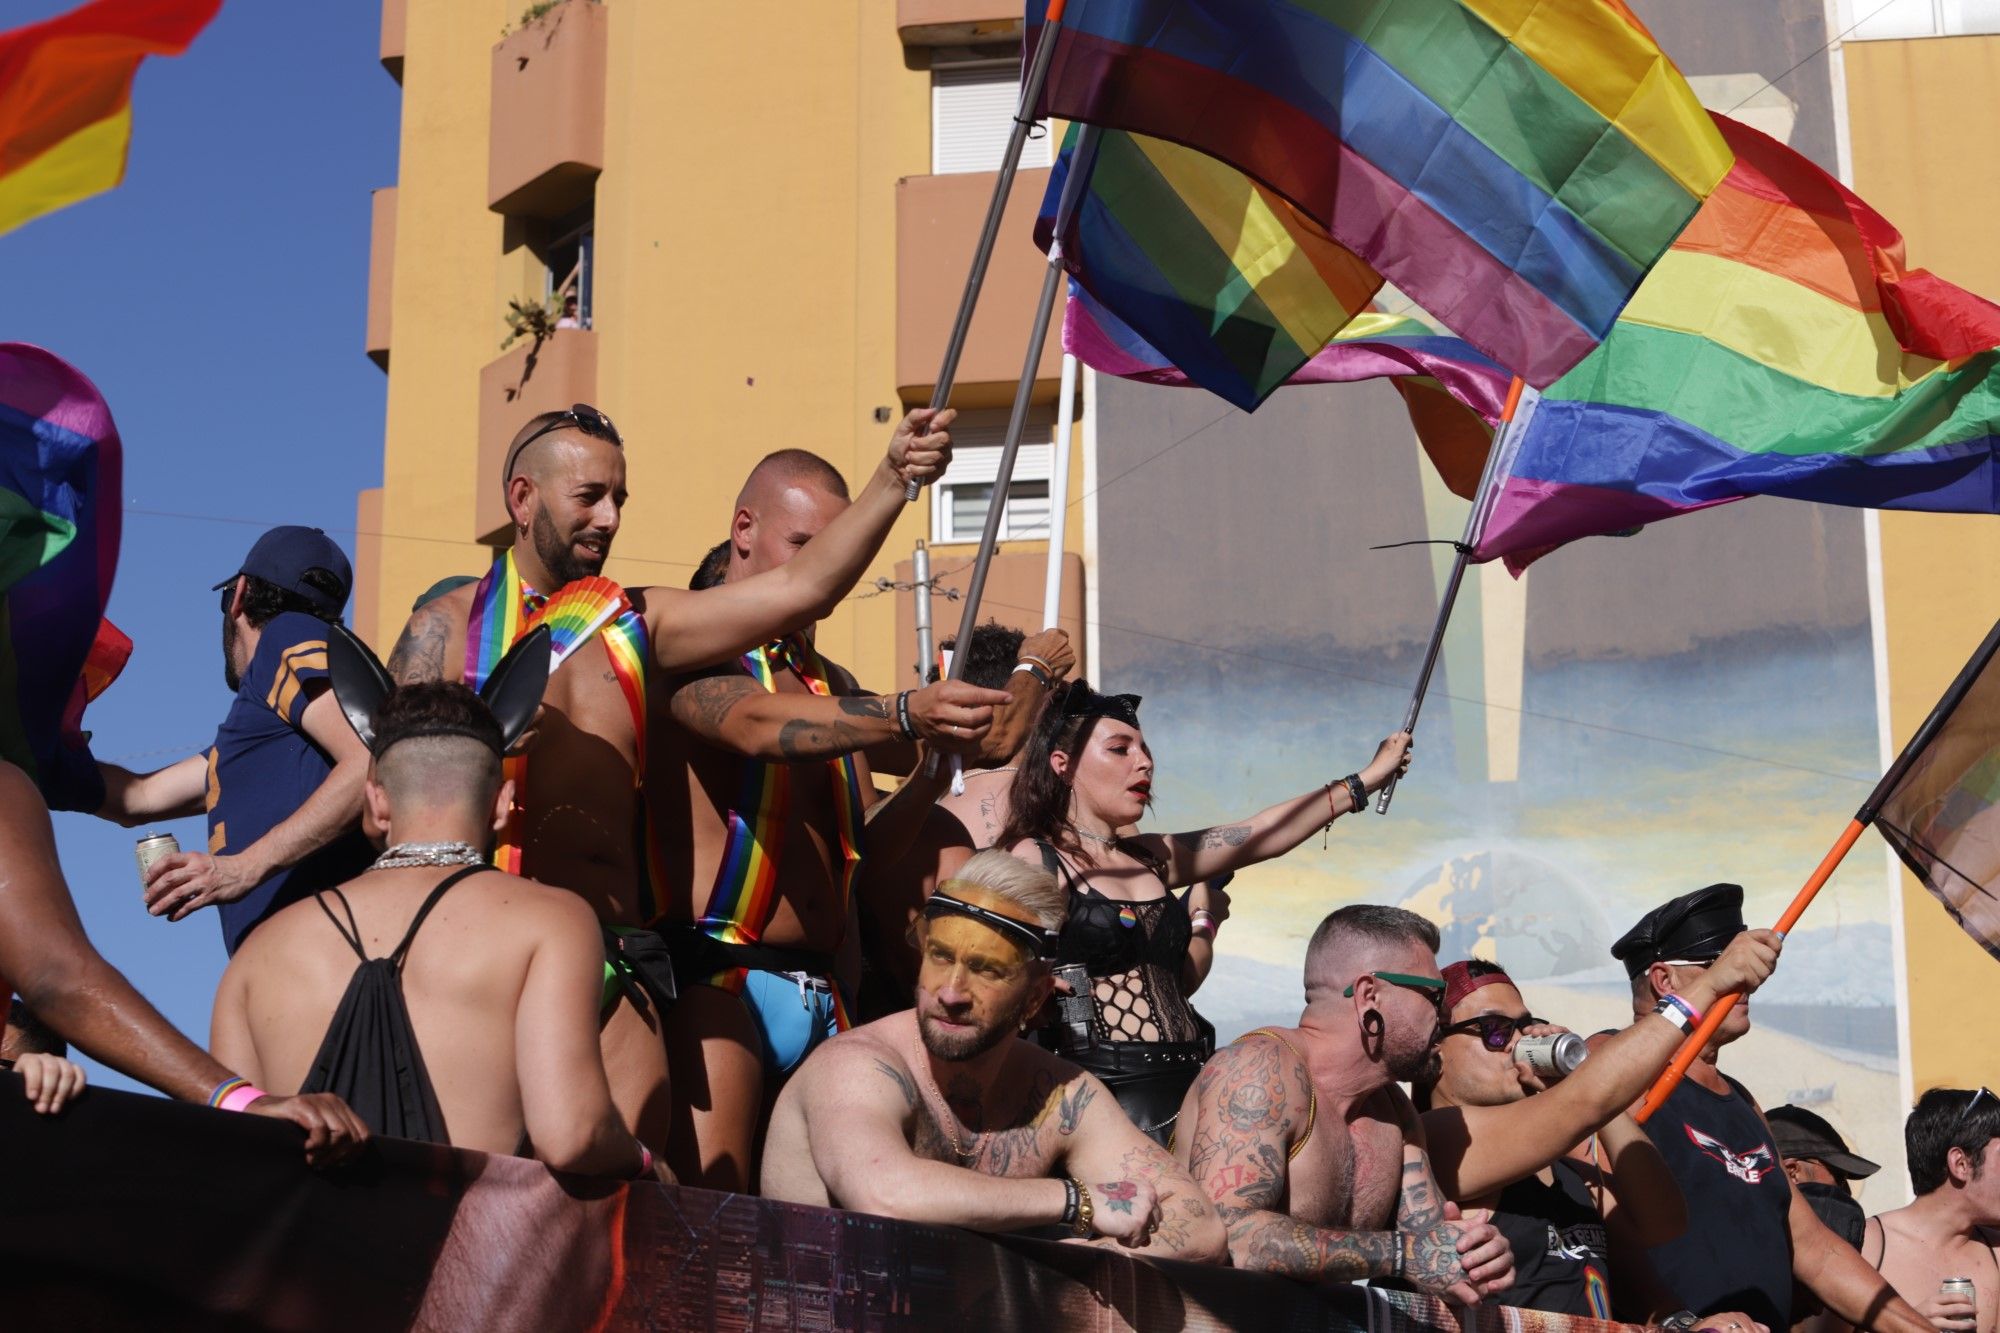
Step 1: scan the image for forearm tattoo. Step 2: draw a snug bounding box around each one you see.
[1172,824,1251,853]
[775,718,867,760]
[669,674,755,736]
[837,695,893,720]
[1396,1157,1444,1231]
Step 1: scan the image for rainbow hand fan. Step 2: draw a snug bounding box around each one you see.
[527,577,630,670]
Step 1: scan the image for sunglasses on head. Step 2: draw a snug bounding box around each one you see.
[1442,1012,1545,1052]
[1343,971,1447,1015]
[504,402,624,483]
[1956,1086,1996,1132]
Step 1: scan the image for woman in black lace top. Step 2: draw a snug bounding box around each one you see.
[998,681,1411,1144]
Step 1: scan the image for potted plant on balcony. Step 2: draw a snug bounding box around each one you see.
[501,293,563,353]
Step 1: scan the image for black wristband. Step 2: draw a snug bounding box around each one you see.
[1341,773,1368,812]
[895,690,916,741]
[1012,660,1053,691]
[1060,1175,1080,1227]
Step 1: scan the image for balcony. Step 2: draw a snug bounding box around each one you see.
[898,0,1023,46]
[891,550,1086,685]
[475,329,599,543]
[897,168,1064,408]
[380,0,404,81]
[365,187,395,370]
[488,0,607,218]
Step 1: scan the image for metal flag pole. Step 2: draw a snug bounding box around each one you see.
[1375,378,1530,815]
[926,125,1103,777]
[904,0,1075,503]
[913,538,934,685]
[1635,613,2000,1121]
[1042,352,1079,628]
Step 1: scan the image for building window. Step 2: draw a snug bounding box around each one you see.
[533,200,594,330]
[1851,0,2000,37]
[931,52,1053,175]
[931,411,1056,544]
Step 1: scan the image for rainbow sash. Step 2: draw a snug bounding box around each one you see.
[464,552,649,895]
[695,635,866,953]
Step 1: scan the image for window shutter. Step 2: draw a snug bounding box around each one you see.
[931,62,1053,175]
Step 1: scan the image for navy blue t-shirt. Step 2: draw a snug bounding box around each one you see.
[206,612,372,953]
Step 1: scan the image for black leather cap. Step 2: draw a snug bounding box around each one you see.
[1611,883,1746,978]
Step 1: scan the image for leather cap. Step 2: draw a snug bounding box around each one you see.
[1610,883,1746,978]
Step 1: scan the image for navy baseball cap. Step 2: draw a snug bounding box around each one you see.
[212,526,353,619]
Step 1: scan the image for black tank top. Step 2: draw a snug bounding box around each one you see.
[1641,1072,1793,1328]
[297,865,483,1144]
[1036,840,1199,1044]
[1491,1159,1613,1318]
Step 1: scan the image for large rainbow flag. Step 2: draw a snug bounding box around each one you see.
[0,345,127,811]
[1039,125,1385,412]
[1472,116,2000,572]
[1064,276,1508,498]
[1030,0,1733,387]
[0,0,221,237]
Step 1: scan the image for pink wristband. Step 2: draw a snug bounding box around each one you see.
[1663,993,1701,1026]
[217,1083,267,1113]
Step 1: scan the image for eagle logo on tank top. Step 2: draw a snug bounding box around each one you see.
[1685,1123,1777,1184]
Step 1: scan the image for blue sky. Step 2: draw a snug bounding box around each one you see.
[8,2,399,1092]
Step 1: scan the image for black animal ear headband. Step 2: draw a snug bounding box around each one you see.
[327,621,551,755]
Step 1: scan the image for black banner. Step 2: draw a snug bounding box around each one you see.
[0,1074,1646,1332]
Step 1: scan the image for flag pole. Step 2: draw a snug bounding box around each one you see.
[904,0,1075,503]
[1375,377,1528,815]
[1042,352,1079,628]
[1635,614,2000,1121]
[927,126,1103,776]
[913,538,934,685]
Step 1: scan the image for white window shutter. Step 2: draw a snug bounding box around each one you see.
[932,62,1053,174]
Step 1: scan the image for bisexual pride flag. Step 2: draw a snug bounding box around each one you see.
[0,345,126,810]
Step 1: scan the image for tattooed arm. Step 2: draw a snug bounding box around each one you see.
[1143,733,1412,886]
[385,594,465,685]
[1060,1074,1228,1261]
[783,1041,1073,1232]
[666,671,1011,763]
[1182,1038,1503,1294]
[1392,1093,1515,1299]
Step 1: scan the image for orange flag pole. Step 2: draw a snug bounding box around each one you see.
[1635,613,2000,1122]
[1633,819,1864,1123]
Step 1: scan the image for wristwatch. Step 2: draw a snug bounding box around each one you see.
[1660,1310,1702,1333]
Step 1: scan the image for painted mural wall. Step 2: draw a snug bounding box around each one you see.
[1087,0,1911,1203]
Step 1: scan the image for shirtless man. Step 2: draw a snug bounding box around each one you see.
[0,761,366,1164]
[653,450,1024,1189]
[211,680,662,1179]
[1860,1088,2000,1333]
[761,849,1226,1261]
[1175,904,1515,1300]
[387,405,987,1149]
[853,621,1074,1022]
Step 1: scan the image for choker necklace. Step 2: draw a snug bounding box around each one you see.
[373,841,486,870]
[1074,827,1121,846]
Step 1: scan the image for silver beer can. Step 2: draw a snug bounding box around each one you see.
[135,832,180,884]
[1517,1031,1588,1078]
[1940,1279,1977,1308]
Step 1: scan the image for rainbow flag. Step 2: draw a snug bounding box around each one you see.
[1030,0,1733,388]
[1064,276,1507,497]
[1472,116,2000,572]
[0,0,221,237]
[1038,125,1384,412]
[0,345,126,811]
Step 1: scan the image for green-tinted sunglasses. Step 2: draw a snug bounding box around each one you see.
[1343,971,1447,1013]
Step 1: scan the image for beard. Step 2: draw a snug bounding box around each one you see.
[918,990,1033,1063]
[530,506,606,586]
[1386,1033,1443,1085]
[222,614,242,692]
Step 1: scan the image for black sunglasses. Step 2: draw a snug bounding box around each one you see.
[1442,1013,1545,1052]
[504,402,624,483]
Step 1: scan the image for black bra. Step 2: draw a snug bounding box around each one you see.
[1034,840,1191,976]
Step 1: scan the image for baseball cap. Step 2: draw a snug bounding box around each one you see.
[1767,1105,1881,1180]
[212,525,352,619]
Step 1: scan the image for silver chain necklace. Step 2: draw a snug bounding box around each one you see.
[372,841,486,870]
[1073,827,1121,847]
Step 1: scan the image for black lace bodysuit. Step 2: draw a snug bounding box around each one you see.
[1039,841,1200,1045]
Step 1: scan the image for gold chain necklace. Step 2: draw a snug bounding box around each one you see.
[911,1033,981,1162]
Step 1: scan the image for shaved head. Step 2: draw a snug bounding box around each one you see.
[375,735,502,814]
[1303,904,1440,1003]
[502,423,626,587]
[727,449,851,581]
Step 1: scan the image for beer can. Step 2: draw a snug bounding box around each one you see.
[135,832,180,884]
[1940,1279,1977,1306]
[1517,1032,1588,1078]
